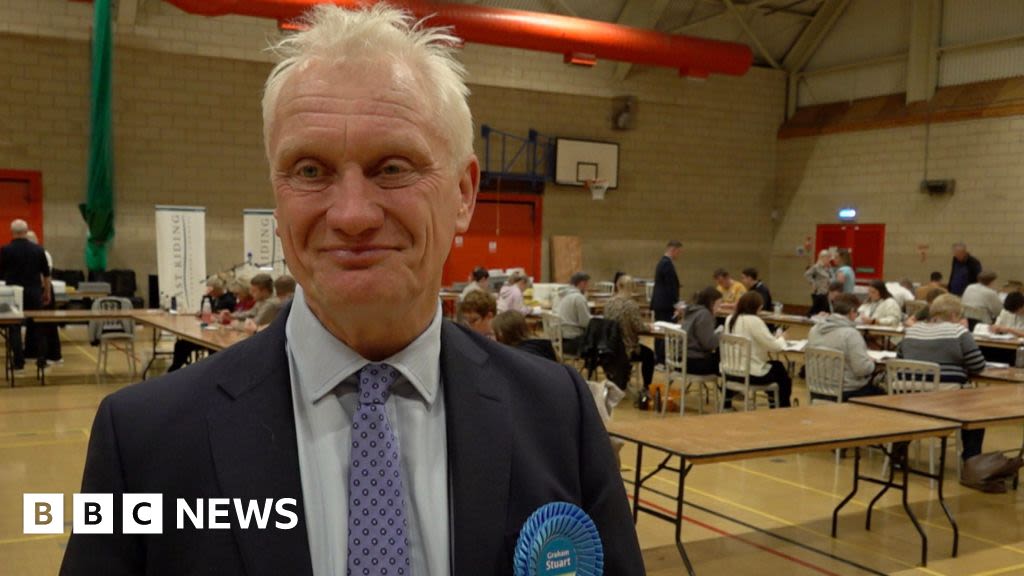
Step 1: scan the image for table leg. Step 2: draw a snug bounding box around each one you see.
[34,320,46,386]
[832,446,861,537]
[936,436,959,558]
[894,442,928,566]
[632,443,643,524]
[677,460,695,576]
[141,326,160,380]
[4,326,12,386]
[866,443,898,531]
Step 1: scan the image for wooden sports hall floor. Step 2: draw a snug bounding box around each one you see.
[1,326,1023,575]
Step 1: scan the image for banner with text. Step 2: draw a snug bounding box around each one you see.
[243,209,288,277]
[155,205,207,313]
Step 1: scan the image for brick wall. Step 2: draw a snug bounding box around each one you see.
[2,0,786,300]
[771,117,1024,305]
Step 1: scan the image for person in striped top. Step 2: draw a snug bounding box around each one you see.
[897,294,987,462]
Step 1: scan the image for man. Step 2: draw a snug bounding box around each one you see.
[949,242,982,296]
[961,270,1002,325]
[604,274,655,407]
[651,240,682,364]
[244,275,298,335]
[24,229,61,364]
[459,266,489,301]
[458,289,497,339]
[915,271,947,301]
[807,293,884,399]
[221,273,281,328]
[886,278,916,308]
[167,277,238,372]
[713,268,746,313]
[556,271,592,355]
[62,6,641,575]
[0,219,50,371]
[740,267,772,312]
[815,281,846,317]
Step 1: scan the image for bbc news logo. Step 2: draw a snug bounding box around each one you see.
[24,494,298,534]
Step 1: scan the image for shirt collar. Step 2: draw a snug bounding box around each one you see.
[285,285,442,406]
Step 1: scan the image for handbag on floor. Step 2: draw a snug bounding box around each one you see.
[961,452,1024,493]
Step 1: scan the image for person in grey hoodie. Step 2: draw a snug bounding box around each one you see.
[679,286,723,375]
[807,293,884,399]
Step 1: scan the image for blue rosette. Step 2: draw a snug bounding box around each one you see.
[513,501,604,576]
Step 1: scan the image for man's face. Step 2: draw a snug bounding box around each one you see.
[953,246,967,261]
[578,280,590,293]
[462,311,493,338]
[269,59,478,318]
[668,247,681,259]
[740,274,754,289]
[828,289,841,302]
[251,285,270,302]
[716,275,731,289]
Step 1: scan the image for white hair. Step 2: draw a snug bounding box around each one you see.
[10,219,28,235]
[261,4,473,165]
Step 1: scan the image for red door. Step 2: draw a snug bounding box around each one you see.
[816,223,886,281]
[443,193,543,285]
[0,170,44,245]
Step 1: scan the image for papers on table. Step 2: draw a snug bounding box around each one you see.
[783,339,807,352]
[973,323,1015,340]
[867,350,898,362]
[985,361,1010,369]
[653,321,682,331]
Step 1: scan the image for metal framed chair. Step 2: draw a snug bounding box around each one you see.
[884,359,947,476]
[719,334,780,411]
[592,281,614,297]
[90,297,137,381]
[805,346,847,464]
[663,325,719,416]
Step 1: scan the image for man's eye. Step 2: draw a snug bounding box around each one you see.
[296,164,322,178]
[380,163,405,176]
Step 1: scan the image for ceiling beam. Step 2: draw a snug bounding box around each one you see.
[906,0,942,104]
[782,0,850,118]
[611,0,672,81]
[723,0,781,69]
[543,0,577,17]
[669,0,774,34]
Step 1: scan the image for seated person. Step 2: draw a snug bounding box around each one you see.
[556,271,592,356]
[228,278,255,313]
[740,267,773,311]
[460,266,490,301]
[680,286,722,375]
[898,294,987,476]
[220,273,280,328]
[858,280,902,326]
[713,268,746,313]
[168,277,238,372]
[962,270,1002,326]
[807,293,884,399]
[723,291,792,408]
[458,289,497,339]
[886,279,916,308]
[496,272,532,315]
[604,274,656,404]
[492,310,557,362]
[915,271,947,300]
[815,281,846,317]
[992,291,1024,337]
[244,275,297,334]
[907,286,948,325]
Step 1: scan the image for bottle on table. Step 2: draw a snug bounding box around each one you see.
[201,299,213,324]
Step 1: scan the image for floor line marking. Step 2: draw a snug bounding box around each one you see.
[0,438,89,449]
[967,561,1024,576]
[0,534,66,546]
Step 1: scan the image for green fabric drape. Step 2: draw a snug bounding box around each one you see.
[80,0,114,271]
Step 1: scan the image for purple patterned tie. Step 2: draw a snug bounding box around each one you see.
[348,363,411,576]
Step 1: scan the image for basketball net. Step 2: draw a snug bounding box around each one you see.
[584,179,609,201]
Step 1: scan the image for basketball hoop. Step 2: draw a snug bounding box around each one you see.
[584,179,609,201]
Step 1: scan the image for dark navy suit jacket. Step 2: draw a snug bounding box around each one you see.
[651,255,680,313]
[60,305,645,575]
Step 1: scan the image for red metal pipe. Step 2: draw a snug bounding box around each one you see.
[161,0,752,77]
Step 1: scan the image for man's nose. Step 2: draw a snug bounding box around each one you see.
[323,166,386,237]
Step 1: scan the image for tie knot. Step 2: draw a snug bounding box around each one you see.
[358,363,397,405]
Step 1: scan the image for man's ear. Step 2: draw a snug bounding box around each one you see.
[455,155,480,234]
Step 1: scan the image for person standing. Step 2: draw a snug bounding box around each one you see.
[651,240,682,363]
[949,242,982,296]
[804,250,834,316]
[835,248,856,294]
[24,230,61,364]
[0,219,51,371]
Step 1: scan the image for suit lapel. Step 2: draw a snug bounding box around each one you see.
[206,307,313,576]
[440,321,514,574]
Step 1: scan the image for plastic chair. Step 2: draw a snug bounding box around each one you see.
[540,312,564,363]
[592,281,614,297]
[719,334,780,411]
[662,325,719,416]
[884,359,948,476]
[805,346,847,464]
[90,297,137,380]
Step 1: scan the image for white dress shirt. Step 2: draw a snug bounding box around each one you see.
[286,286,449,575]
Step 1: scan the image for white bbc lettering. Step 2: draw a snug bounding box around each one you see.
[23,494,63,535]
[233,499,273,529]
[207,498,231,529]
[72,494,113,534]
[176,499,203,530]
[275,498,298,529]
[122,494,163,534]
